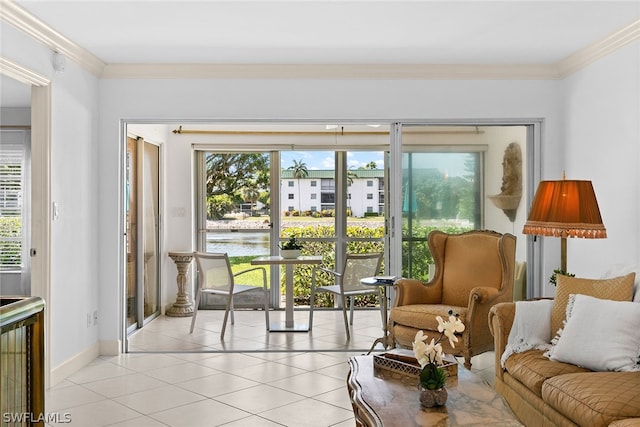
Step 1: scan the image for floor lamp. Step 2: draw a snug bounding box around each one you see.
[522,179,607,272]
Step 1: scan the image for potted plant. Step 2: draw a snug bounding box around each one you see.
[279,237,303,259]
[413,311,465,407]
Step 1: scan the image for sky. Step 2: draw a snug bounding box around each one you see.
[281,151,385,170]
[280,150,469,177]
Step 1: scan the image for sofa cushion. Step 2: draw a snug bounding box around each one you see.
[542,372,640,427]
[503,349,589,397]
[548,294,640,372]
[551,273,635,337]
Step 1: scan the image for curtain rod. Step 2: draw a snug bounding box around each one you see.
[172,125,484,136]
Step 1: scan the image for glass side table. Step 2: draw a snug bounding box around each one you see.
[360,276,398,354]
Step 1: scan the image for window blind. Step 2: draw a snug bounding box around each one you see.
[0,140,25,270]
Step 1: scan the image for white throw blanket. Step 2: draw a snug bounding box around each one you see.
[501,299,554,368]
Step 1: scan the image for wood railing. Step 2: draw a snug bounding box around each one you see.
[1,296,45,426]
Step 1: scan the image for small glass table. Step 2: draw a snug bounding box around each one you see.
[360,276,397,353]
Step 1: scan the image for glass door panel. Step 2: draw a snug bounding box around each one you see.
[142,142,160,319]
[197,151,272,309]
[125,137,138,330]
[126,137,161,335]
[401,125,483,280]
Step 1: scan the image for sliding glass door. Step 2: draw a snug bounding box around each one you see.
[126,137,161,333]
[400,125,485,280]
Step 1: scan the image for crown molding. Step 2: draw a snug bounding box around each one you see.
[0,56,50,86]
[3,1,637,81]
[101,63,561,80]
[558,19,640,78]
[1,0,105,76]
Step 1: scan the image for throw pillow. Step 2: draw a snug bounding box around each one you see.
[602,263,640,302]
[550,272,635,337]
[548,294,640,372]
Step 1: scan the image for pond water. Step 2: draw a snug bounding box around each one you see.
[206,231,270,257]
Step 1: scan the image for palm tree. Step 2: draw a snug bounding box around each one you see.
[242,187,260,216]
[347,169,358,216]
[288,159,308,213]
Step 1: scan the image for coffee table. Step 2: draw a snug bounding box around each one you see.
[347,356,522,426]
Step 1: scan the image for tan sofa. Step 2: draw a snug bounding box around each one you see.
[489,302,640,427]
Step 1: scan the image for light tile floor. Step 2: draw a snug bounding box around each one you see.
[45,308,496,426]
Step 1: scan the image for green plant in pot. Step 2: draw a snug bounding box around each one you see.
[549,269,575,286]
[412,310,465,407]
[279,237,303,258]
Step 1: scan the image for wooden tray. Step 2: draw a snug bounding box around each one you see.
[373,348,458,382]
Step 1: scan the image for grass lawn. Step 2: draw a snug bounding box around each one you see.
[230,255,271,287]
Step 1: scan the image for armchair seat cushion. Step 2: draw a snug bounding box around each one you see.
[389,304,467,332]
[504,349,589,397]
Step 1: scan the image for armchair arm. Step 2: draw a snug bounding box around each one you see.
[233,266,266,277]
[488,302,515,381]
[314,266,341,279]
[392,278,442,307]
[463,285,514,360]
[234,267,268,287]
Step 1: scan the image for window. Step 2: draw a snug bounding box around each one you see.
[288,206,294,211]
[288,181,294,187]
[311,206,317,212]
[367,193,373,199]
[367,206,374,213]
[310,180,317,187]
[288,193,294,200]
[321,193,335,203]
[367,180,373,187]
[310,193,317,199]
[0,136,27,271]
[321,178,334,191]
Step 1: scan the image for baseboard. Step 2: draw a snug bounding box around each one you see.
[50,342,100,387]
[99,339,121,356]
[49,339,121,386]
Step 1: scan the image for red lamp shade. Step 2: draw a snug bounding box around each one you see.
[522,180,606,239]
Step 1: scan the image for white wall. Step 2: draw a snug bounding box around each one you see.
[1,24,101,370]
[560,40,640,286]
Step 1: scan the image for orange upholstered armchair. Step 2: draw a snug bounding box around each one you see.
[389,230,516,369]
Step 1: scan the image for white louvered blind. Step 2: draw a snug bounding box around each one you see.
[0,139,24,270]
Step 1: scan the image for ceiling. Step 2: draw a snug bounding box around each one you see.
[2,1,639,107]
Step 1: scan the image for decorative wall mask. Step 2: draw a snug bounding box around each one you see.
[488,142,522,222]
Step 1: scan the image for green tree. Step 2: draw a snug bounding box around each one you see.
[365,161,378,169]
[205,153,269,218]
[287,159,308,212]
[242,186,260,215]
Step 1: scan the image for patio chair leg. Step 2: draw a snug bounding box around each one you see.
[189,290,201,333]
[230,297,235,325]
[349,296,354,325]
[264,285,270,331]
[342,295,350,340]
[221,294,233,340]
